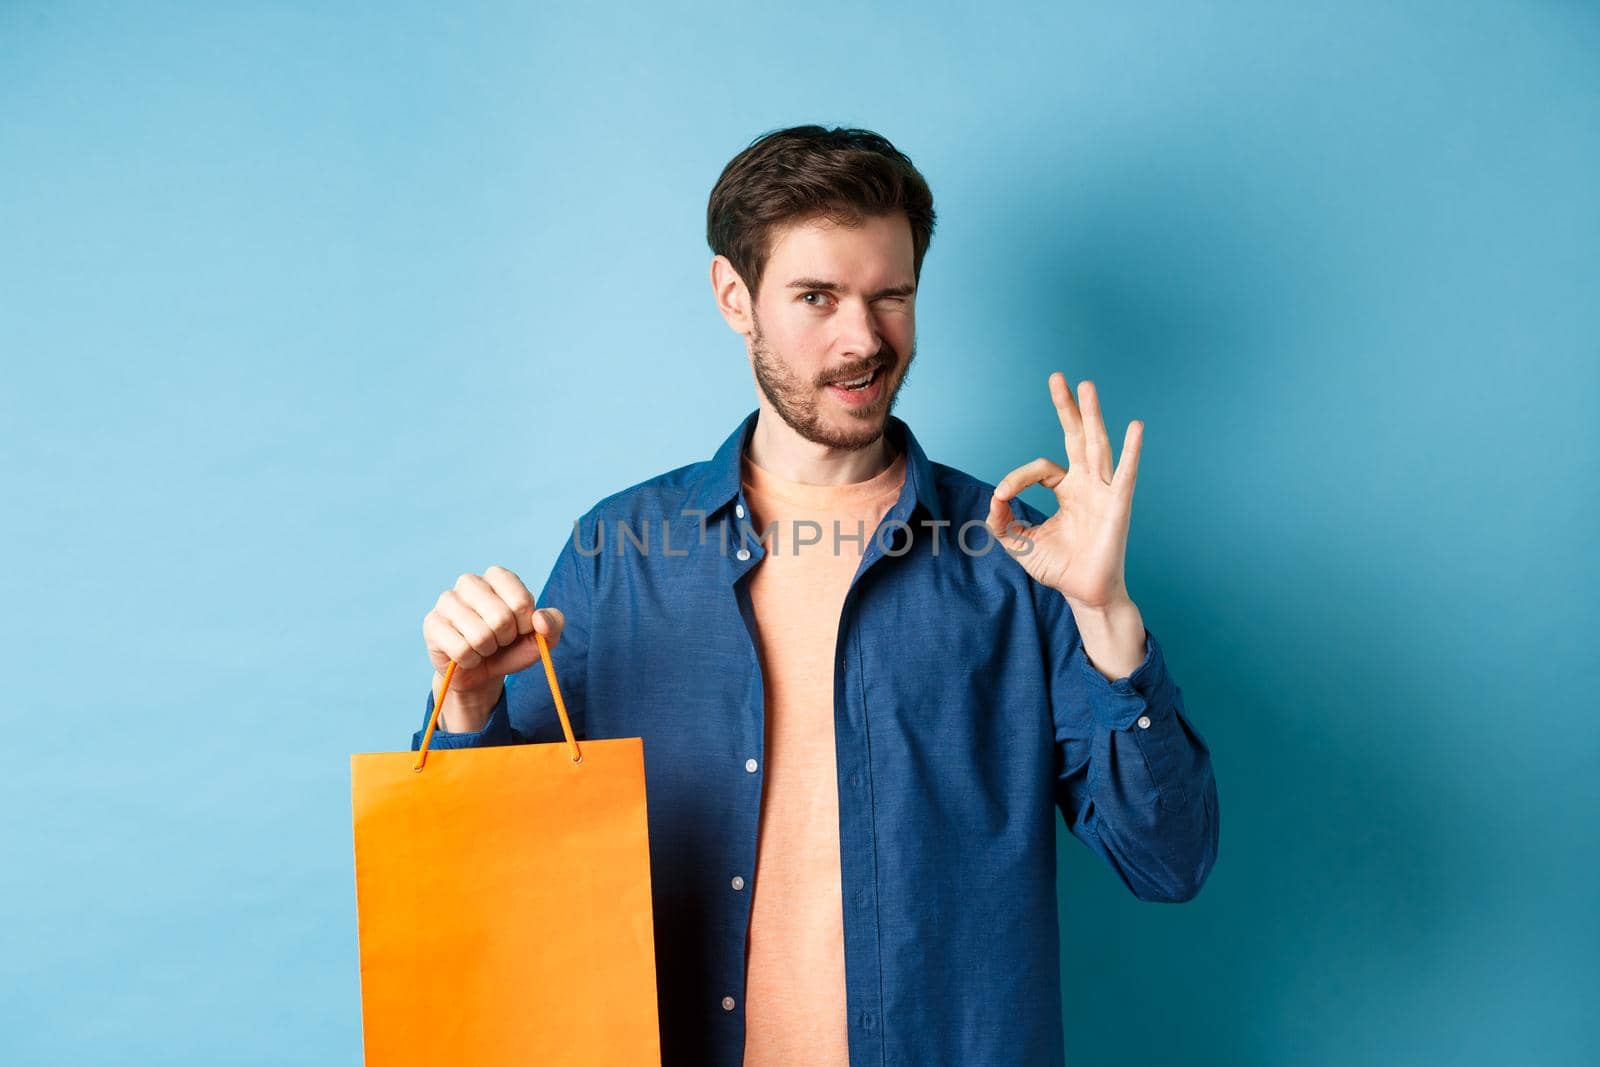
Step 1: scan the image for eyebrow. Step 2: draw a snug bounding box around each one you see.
[785,277,917,300]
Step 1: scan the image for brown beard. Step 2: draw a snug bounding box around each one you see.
[748,306,915,451]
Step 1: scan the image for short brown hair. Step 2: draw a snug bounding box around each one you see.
[706,125,937,301]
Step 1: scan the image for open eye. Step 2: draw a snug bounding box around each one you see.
[800,291,834,308]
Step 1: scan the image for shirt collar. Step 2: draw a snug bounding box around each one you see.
[686,407,945,524]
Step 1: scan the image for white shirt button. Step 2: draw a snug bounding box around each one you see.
[731,875,745,890]
[736,547,751,561]
[735,503,746,518]
[1136,715,1152,730]
[721,996,736,1011]
[745,758,758,773]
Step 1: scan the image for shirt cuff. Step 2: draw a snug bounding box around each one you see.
[409,683,514,750]
[1076,626,1180,733]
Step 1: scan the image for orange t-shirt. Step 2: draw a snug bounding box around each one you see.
[737,444,908,1067]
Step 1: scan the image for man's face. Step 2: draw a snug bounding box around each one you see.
[745,212,917,451]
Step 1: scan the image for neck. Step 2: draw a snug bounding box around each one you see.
[745,402,897,486]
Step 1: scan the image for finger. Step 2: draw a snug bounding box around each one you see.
[992,457,1069,505]
[1078,379,1113,484]
[423,610,484,670]
[531,606,565,644]
[454,572,520,648]
[1049,372,1088,472]
[436,589,500,663]
[482,631,544,679]
[985,490,1015,539]
[984,492,1035,555]
[1112,419,1144,500]
[997,518,1033,555]
[482,565,536,635]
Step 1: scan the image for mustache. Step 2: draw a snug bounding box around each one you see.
[820,353,894,386]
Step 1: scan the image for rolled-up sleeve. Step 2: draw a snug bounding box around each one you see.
[1043,591,1220,903]
[409,509,597,752]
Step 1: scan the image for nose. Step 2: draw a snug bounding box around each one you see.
[834,299,881,361]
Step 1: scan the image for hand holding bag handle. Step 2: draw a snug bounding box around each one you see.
[412,612,582,772]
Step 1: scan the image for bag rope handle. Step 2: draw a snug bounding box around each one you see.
[412,616,582,772]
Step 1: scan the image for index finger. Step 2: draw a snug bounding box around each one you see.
[1048,371,1087,471]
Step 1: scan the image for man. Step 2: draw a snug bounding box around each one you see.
[413,125,1218,1067]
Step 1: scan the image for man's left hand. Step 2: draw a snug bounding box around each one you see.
[986,372,1148,679]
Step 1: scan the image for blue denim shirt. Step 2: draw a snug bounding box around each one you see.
[412,408,1219,1067]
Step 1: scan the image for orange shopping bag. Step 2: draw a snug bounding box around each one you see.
[350,627,662,1066]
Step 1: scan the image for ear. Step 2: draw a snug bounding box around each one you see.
[710,255,754,334]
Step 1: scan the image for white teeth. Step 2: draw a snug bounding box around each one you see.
[838,370,874,388]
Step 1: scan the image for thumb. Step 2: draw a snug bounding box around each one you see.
[531,607,565,643]
[485,632,543,679]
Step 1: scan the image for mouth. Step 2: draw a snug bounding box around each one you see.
[829,365,883,390]
[825,364,886,406]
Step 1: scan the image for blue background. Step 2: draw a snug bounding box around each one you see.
[2,3,1595,1064]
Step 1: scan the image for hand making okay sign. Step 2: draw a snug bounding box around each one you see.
[985,372,1144,610]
